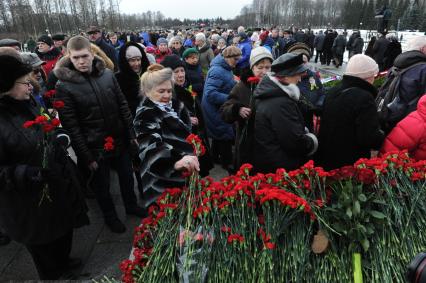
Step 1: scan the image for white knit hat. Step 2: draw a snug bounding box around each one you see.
[125,46,142,60]
[195,33,206,42]
[249,47,273,69]
[345,54,379,79]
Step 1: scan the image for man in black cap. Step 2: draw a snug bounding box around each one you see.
[253,53,318,173]
[87,26,118,71]
[52,34,66,51]
[36,35,62,76]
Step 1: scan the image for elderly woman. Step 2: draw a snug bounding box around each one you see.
[0,54,88,279]
[134,64,200,207]
[202,46,241,173]
[221,47,273,169]
[253,53,318,173]
[161,54,214,177]
[170,36,186,58]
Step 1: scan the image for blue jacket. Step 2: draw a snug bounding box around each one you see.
[184,38,193,48]
[261,37,275,53]
[202,55,236,140]
[237,38,252,69]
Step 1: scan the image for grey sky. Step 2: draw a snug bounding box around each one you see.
[119,0,253,20]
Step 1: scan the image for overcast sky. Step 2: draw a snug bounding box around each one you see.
[119,0,253,20]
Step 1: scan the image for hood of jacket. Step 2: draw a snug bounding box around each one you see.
[417,95,426,119]
[254,74,300,102]
[198,41,212,53]
[393,50,426,69]
[118,42,150,78]
[54,55,106,83]
[211,54,232,71]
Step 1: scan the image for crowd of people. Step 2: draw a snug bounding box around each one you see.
[0,24,425,280]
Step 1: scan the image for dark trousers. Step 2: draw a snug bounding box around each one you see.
[315,50,324,64]
[26,230,73,280]
[90,151,138,220]
[324,49,333,65]
[211,139,233,168]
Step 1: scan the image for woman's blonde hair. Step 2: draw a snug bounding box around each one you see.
[140,64,173,98]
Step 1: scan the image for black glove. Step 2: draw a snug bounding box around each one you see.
[24,166,51,186]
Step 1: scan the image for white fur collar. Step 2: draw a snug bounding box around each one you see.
[268,74,301,101]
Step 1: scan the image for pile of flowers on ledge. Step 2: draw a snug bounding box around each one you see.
[118,147,426,283]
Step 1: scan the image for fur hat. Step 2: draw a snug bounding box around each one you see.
[249,47,273,69]
[287,43,312,60]
[37,35,53,46]
[195,33,206,42]
[157,38,168,46]
[160,54,184,70]
[52,34,66,41]
[0,55,32,93]
[345,54,379,79]
[222,46,242,58]
[0,38,21,49]
[271,53,308,77]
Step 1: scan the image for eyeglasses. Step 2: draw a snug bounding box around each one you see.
[16,81,32,87]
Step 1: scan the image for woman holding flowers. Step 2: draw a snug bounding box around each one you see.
[221,47,273,168]
[134,64,200,208]
[160,54,213,177]
[0,54,88,280]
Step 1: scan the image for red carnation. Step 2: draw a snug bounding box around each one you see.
[42,124,55,133]
[53,100,65,109]
[35,115,48,124]
[264,242,276,250]
[44,89,56,98]
[247,76,260,84]
[104,142,114,151]
[51,118,61,127]
[23,120,36,128]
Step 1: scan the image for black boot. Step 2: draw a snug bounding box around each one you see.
[105,218,126,233]
[0,231,10,246]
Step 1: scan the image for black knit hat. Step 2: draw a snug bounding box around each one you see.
[160,54,185,70]
[0,55,32,93]
[37,35,53,46]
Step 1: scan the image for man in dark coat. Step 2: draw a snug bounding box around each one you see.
[373,33,390,71]
[87,26,119,72]
[314,31,325,64]
[332,32,347,67]
[377,36,426,131]
[253,53,318,173]
[271,28,287,59]
[54,36,145,233]
[323,30,336,66]
[317,54,385,170]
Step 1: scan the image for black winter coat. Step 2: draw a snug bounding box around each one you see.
[316,75,385,170]
[253,75,318,173]
[221,69,256,168]
[134,98,193,207]
[95,37,119,72]
[54,56,135,166]
[383,41,402,70]
[0,96,88,245]
[115,42,150,117]
[373,37,390,65]
[184,61,204,97]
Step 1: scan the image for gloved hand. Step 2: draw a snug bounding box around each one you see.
[24,166,51,186]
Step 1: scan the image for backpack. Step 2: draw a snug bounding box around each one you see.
[376,61,426,132]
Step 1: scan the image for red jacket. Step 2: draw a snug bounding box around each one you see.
[381,94,426,160]
[36,47,62,76]
[154,48,172,63]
